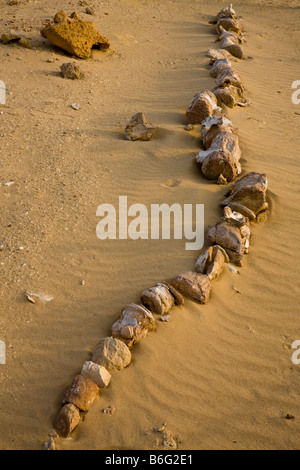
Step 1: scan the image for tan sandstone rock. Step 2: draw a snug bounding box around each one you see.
[195,245,229,281]
[81,361,111,388]
[60,62,81,79]
[40,12,110,59]
[222,172,268,216]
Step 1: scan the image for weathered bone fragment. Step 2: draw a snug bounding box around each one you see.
[210,4,237,24]
[195,245,229,281]
[216,17,242,35]
[212,84,249,108]
[111,303,155,348]
[207,48,231,63]
[141,282,184,315]
[172,272,211,304]
[186,91,220,124]
[222,172,268,216]
[218,26,244,59]
[201,113,237,149]
[63,375,99,411]
[196,131,241,183]
[55,404,81,438]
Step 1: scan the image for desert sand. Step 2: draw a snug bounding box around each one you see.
[0,0,299,450]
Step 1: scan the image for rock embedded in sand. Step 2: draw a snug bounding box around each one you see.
[92,337,131,370]
[81,361,111,388]
[111,303,156,348]
[141,282,184,315]
[222,172,268,216]
[63,375,99,411]
[55,403,81,438]
[172,272,211,304]
[124,112,156,141]
[1,31,23,44]
[196,131,241,183]
[54,10,69,23]
[40,12,110,59]
[195,245,229,281]
[186,90,219,125]
[60,62,82,79]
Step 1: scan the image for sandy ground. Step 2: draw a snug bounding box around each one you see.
[0,0,299,451]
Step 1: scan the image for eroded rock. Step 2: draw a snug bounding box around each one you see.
[111,303,156,348]
[196,131,241,183]
[40,12,110,59]
[63,375,99,411]
[172,272,211,304]
[55,403,81,438]
[92,337,131,370]
[60,62,81,79]
[222,172,268,216]
[195,245,229,281]
[186,90,220,125]
[125,112,156,141]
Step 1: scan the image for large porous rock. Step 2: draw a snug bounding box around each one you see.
[172,272,211,304]
[92,337,131,370]
[201,113,237,149]
[40,12,110,59]
[196,131,241,183]
[207,218,251,266]
[212,84,249,108]
[222,172,268,216]
[55,403,81,438]
[210,4,237,24]
[218,27,244,59]
[111,303,156,348]
[124,112,156,141]
[195,245,229,281]
[141,282,184,315]
[81,361,111,388]
[60,62,81,79]
[186,90,220,125]
[63,375,99,411]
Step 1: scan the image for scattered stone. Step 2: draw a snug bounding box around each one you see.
[81,361,111,388]
[186,90,220,125]
[85,7,95,15]
[25,291,54,304]
[112,303,155,348]
[160,314,171,322]
[63,375,99,411]
[196,131,241,183]
[92,337,132,371]
[55,403,82,438]
[103,405,116,415]
[71,103,81,110]
[195,245,229,281]
[40,12,110,59]
[49,429,59,439]
[222,172,268,216]
[124,112,156,141]
[172,272,211,304]
[60,62,81,79]
[42,437,56,450]
[286,414,295,420]
[1,31,23,44]
[227,264,240,275]
[54,10,69,23]
[201,113,237,149]
[141,281,184,315]
[184,124,194,131]
[18,38,32,49]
